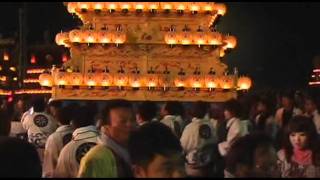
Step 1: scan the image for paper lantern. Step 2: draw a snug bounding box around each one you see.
[194,31,207,46]
[223,35,237,49]
[78,2,90,10]
[69,72,83,86]
[189,3,200,12]
[146,74,158,88]
[106,2,118,11]
[129,75,142,88]
[175,2,187,11]
[179,32,192,45]
[113,32,126,44]
[213,3,227,16]
[134,2,145,11]
[165,31,178,45]
[208,32,223,45]
[85,72,101,86]
[54,71,68,86]
[39,73,53,87]
[161,2,173,10]
[202,2,214,12]
[100,73,113,87]
[148,2,159,11]
[220,76,233,89]
[3,52,9,61]
[93,2,104,10]
[69,29,81,43]
[115,74,128,87]
[189,75,204,88]
[30,55,37,64]
[55,32,69,46]
[237,76,252,90]
[67,2,77,14]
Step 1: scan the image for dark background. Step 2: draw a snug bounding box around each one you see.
[0,2,319,90]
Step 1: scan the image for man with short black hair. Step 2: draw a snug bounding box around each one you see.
[54,105,99,178]
[21,97,58,163]
[43,104,76,177]
[136,101,158,126]
[160,101,185,137]
[78,99,136,178]
[129,122,186,178]
[180,101,218,177]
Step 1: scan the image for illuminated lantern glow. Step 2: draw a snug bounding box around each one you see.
[194,31,207,46]
[69,72,83,86]
[13,77,18,81]
[67,2,77,14]
[84,30,97,43]
[162,3,173,10]
[203,2,214,12]
[55,32,69,46]
[213,3,227,16]
[165,32,177,45]
[223,35,237,49]
[30,55,36,64]
[113,32,126,44]
[93,2,104,10]
[135,3,145,10]
[237,76,252,90]
[69,29,81,43]
[55,72,67,86]
[179,32,191,45]
[39,73,53,87]
[9,67,16,72]
[0,65,2,71]
[148,3,159,11]
[85,72,102,87]
[78,2,90,10]
[221,76,233,89]
[175,2,186,11]
[190,3,200,12]
[208,32,223,45]
[3,52,9,61]
[100,73,113,87]
[98,31,112,44]
[121,3,131,10]
[189,76,203,88]
[219,48,226,57]
[115,75,128,87]
[107,2,117,11]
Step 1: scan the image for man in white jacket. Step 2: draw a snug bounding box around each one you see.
[43,104,76,177]
[21,98,58,163]
[180,102,217,177]
[160,101,185,138]
[54,105,100,178]
[304,96,320,134]
[218,99,248,157]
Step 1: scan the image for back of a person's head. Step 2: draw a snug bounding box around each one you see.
[102,99,133,125]
[225,133,273,176]
[224,99,242,118]
[48,100,63,110]
[72,105,96,128]
[164,101,184,116]
[190,101,208,119]
[32,97,46,112]
[0,110,11,136]
[56,104,75,125]
[128,122,182,167]
[0,137,41,177]
[137,101,158,122]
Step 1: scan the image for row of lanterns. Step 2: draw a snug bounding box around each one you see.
[67,2,226,16]
[0,89,11,96]
[56,29,126,46]
[39,71,252,90]
[164,30,236,48]
[14,90,52,95]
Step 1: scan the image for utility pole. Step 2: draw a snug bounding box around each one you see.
[18,3,27,89]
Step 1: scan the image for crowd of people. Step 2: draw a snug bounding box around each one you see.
[0,89,320,178]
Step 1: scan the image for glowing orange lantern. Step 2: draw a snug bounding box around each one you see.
[3,52,9,61]
[78,2,90,10]
[100,73,113,87]
[194,31,207,46]
[213,3,227,16]
[54,71,68,86]
[223,35,237,49]
[208,31,223,45]
[85,72,101,87]
[115,74,128,87]
[148,2,159,11]
[179,32,192,45]
[106,2,118,11]
[67,2,77,14]
[189,75,204,88]
[237,76,252,90]
[39,73,53,87]
[69,29,81,43]
[129,75,142,88]
[165,31,178,45]
[93,2,104,10]
[55,32,69,46]
[69,72,83,86]
[220,76,234,89]
[161,2,173,10]
[202,2,214,12]
[113,32,126,44]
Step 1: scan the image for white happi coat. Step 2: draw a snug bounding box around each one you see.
[42,125,74,178]
[21,110,58,162]
[180,117,217,167]
[54,125,100,178]
[218,117,248,157]
[160,115,185,136]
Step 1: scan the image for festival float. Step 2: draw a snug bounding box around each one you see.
[39,2,252,102]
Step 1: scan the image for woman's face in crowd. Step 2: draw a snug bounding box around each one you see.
[304,99,316,114]
[289,132,309,150]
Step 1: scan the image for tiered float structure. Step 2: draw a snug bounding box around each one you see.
[39,2,252,102]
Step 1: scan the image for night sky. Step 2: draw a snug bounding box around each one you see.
[0,2,319,90]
